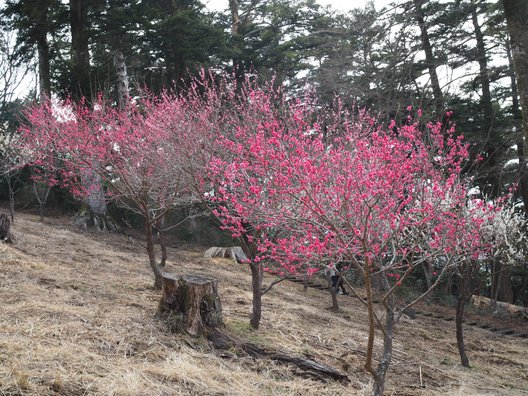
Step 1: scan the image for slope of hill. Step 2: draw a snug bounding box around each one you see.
[1,211,527,395]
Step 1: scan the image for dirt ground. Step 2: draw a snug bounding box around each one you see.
[1,211,527,395]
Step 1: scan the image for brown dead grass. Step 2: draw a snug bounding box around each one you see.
[1,211,527,395]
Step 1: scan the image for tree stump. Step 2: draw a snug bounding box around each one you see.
[204,246,247,263]
[158,273,223,336]
[0,213,12,243]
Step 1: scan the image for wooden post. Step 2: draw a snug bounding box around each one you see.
[158,273,223,336]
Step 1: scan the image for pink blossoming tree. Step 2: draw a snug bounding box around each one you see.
[209,96,497,394]
[18,93,212,289]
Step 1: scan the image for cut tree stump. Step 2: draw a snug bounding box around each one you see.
[158,273,223,336]
[204,246,247,263]
[0,213,12,243]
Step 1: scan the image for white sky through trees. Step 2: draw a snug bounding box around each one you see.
[204,0,391,12]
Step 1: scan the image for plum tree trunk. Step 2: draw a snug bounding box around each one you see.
[371,275,395,396]
[158,273,223,336]
[249,261,263,329]
[455,275,470,367]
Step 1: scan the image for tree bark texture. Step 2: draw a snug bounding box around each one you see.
[455,276,470,368]
[503,0,528,163]
[113,48,129,110]
[507,39,528,213]
[37,24,51,98]
[249,261,263,329]
[413,0,444,113]
[70,0,91,101]
[471,5,493,134]
[372,275,394,396]
[158,273,223,336]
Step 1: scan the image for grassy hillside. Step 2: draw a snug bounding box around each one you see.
[1,211,527,395]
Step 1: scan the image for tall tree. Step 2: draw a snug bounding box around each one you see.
[503,0,528,190]
[69,0,91,101]
[412,0,444,113]
[0,0,65,98]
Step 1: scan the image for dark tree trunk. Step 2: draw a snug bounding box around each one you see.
[413,0,444,113]
[506,39,528,214]
[471,5,493,134]
[69,0,91,102]
[471,3,502,196]
[37,30,51,98]
[498,267,514,303]
[229,0,246,82]
[455,276,470,367]
[32,0,51,98]
[492,262,514,303]
[504,1,528,171]
[249,261,263,329]
[158,273,223,336]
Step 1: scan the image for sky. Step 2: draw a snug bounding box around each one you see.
[204,0,392,13]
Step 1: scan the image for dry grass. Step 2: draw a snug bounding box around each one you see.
[1,211,527,395]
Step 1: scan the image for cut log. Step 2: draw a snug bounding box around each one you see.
[208,330,348,382]
[158,273,223,336]
[0,213,12,243]
[204,246,247,263]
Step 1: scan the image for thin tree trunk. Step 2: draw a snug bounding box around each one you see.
[33,0,51,99]
[372,275,394,396]
[33,181,51,222]
[364,257,377,378]
[159,229,167,267]
[455,276,470,367]
[249,261,263,329]
[471,5,493,134]
[229,0,245,82]
[471,2,502,196]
